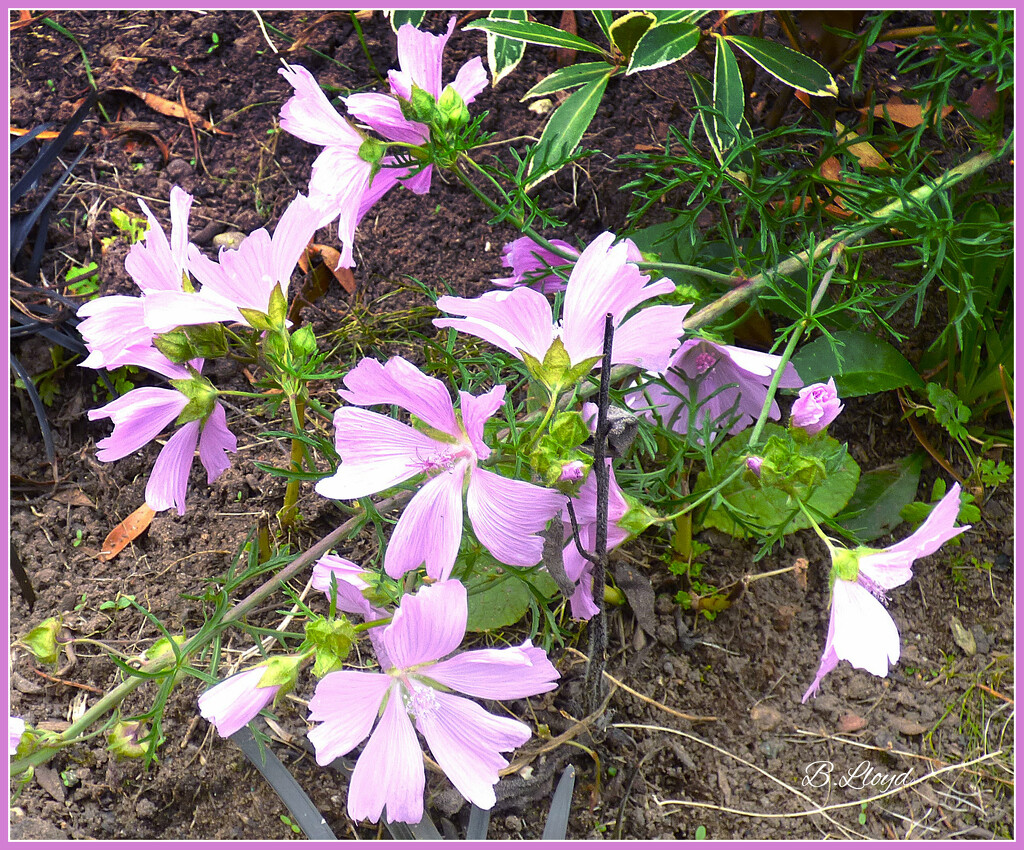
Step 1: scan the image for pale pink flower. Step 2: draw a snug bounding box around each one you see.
[144,193,320,332]
[629,338,803,440]
[803,483,970,701]
[78,186,194,370]
[435,232,690,373]
[791,378,843,435]
[315,357,563,580]
[9,717,26,755]
[88,357,236,515]
[280,18,487,268]
[307,580,558,823]
[198,667,279,738]
[492,236,643,293]
[312,554,391,667]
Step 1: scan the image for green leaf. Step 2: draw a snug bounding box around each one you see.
[839,453,925,541]
[724,35,838,97]
[464,19,605,56]
[627,22,700,75]
[653,10,710,25]
[791,330,925,396]
[465,565,559,632]
[713,36,744,145]
[592,9,614,43]
[523,62,611,100]
[526,72,611,188]
[686,71,723,162]
[486,10,528,86]
[608,11,655,61]
[697,424,860,538]
[388,10,426,32]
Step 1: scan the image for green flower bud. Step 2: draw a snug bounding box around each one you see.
[305,616,357,678]
[358,137,386,165]
[21,618,61,666]
[107,721,148,760]
[289,325,318,361]
[437,85,469,130]
[153,329,197,364]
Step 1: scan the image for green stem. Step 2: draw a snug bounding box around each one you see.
[278,396,307,527]
[636,261,742,286]
[349,11,385,83]
[527,390,560,452]
[657,464,744,523]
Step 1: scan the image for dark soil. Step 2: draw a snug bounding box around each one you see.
[9,9,1014,842]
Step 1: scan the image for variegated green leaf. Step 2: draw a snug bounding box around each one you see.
[713,35,744,146]
[487,10,528,86]
[388,10,427,32]
[653,10,711,25]
[522,62,611,100]
[465,19,606,56]
[626,21,700,75]
[592,9,614,43]
[609,10,655,62]
[725,35,838,97]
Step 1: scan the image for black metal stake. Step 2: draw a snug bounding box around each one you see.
[583,314,614,714]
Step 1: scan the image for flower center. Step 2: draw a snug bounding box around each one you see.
[414,446,460,474]
[403,680,440,720]
[694,351,718,374]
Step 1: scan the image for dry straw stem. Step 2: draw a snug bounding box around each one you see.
[619,721,1002,836]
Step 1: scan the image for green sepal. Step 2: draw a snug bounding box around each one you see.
[21,617,61,666]
[169,370,219,426]
[521,337,590,394]
[437,84,470,130]
[107,721,148,760]
[155,323,229,363]
[267,282,288,329]
[153,330,196,364]
[619,492,659,537]
[237,307,274,331]
[254,654,304,693]
[358,137,386,165]
[305,616,357,678]
[290,325,318,360]
[402,84,438,124]
[830,547,862,583]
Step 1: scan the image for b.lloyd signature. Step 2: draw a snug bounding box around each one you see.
[802,760,914,794]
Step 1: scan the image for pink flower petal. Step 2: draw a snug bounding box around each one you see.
[125,192,192,293]
[314,408,447,500]
[384,580,467,669]
[613,304,689,371]
[198,403,236,483]
[306,146,374,268]
[830,579,900,678]
[466,468,564,567]
[458,384,505,460]
[307,671,393,765]
[78,295,155,369]
[340,356,459,436]
[414,687,531,810]
[390,17,456,100]
[802,598,839,703]
[434,288,555,363]
[146,420,201,514]
[279,64,363,148]
[90,388,188,462]
[345,92,428,145]
[383,464,466,581]
[348,686,424,824]
[450,56,488,105]
[427,642,559,699]
[872,483,969,572]
[198,668,279,738]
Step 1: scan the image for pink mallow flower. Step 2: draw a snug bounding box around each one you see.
[197,667,279,738]
[492,236,643,294]
[629,338,803,440]
[307,580,559,823]
[9,717,26,755]
[312,554,392,668]
[88,357,236,515]
[790,378,843,436]
[143,193,320,332]
[435,232,690,373]
[802,483,970,702]
[280,17,486,268]
[78,186,194,370]
[315,356,564,581]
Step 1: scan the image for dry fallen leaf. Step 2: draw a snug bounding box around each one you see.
[97,503,156,562]
[865,97,955,128]
[108,86,229,134]
[838,712,867,733]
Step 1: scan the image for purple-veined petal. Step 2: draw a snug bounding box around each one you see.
[307,146,374,268]
[315,408,447,500]
[198,403,236,483]
[450,56,488,105]
[390,17,456,100]
[427,642,559,699]
[612,304,689,371]
[872,483,969,572]
[434,288,555,362]
[143,287,242,333]
[722,343,803,387]
[458,384,506,460]
[78,295,155,369]
[279,64,363,148]
[125,195,190,293]
[569,570,600,620]
[383,464,466,581]
[167,185,193,271]
[340,356,459,436]
[146,420,201,515]
[345,92,428,145]
[90,388,188,462]
[198,668,279,738]
[830,579,900,678]
[384,580,467,669]
[269,193,320,287]
[802,596,839,703]
[414,686,530,810]
[347,686,424,824]
[466,468,563,567]
[307,671,393,764]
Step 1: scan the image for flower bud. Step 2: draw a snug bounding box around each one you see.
[107,721,148,760]
[746,456,763,477]
[20,618,61,666]
[790,378,843,436]
[9,716,26,756]
[436,85,469,130]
